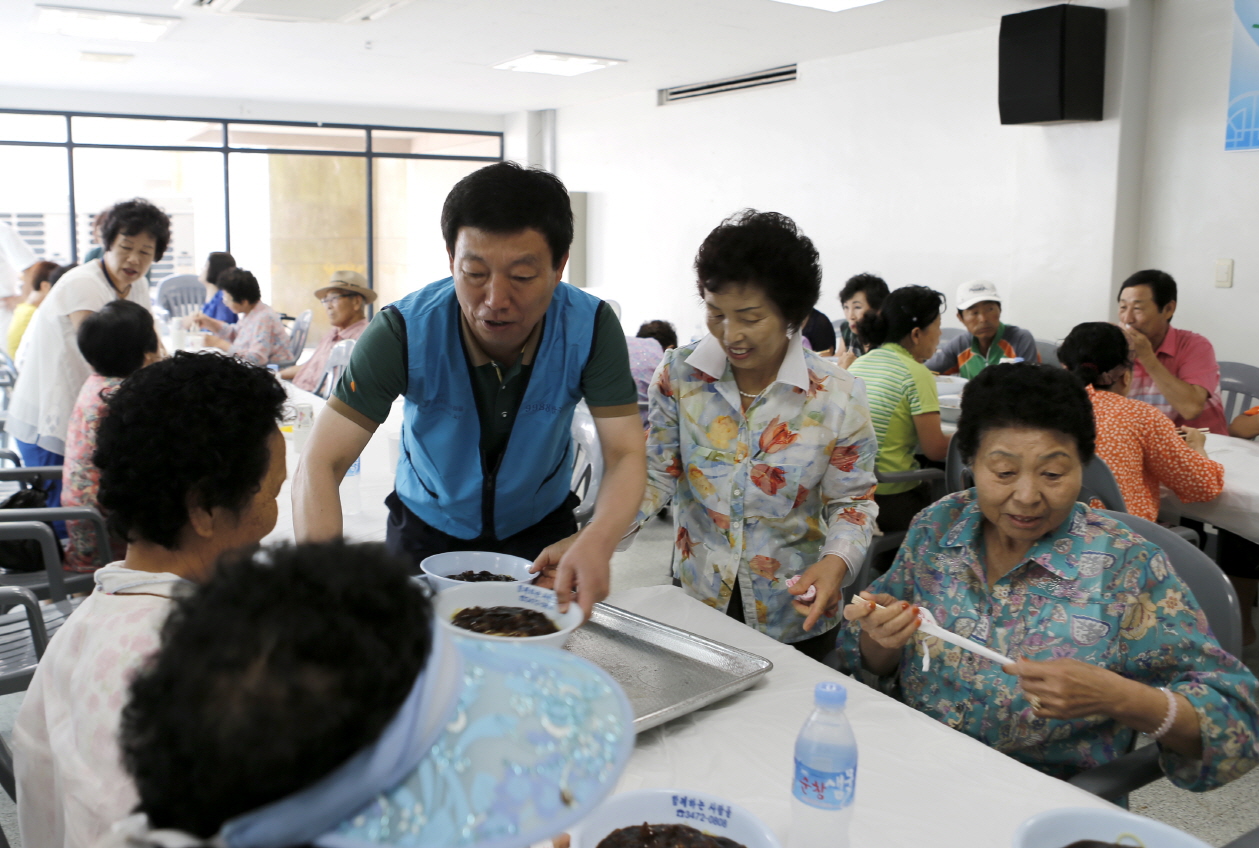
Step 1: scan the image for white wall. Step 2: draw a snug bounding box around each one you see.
[558,24,1134,345]
[1138,0,1259,366]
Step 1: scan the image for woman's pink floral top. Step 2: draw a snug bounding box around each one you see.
[635,334,879,644]
[836,491,1259,790]
[216,301,291,367]
[61,374,124,572]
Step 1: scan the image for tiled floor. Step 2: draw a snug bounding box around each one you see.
[1,519,1255,846]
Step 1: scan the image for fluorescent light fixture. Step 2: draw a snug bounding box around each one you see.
[79,50,134,63]
[32,5,180,42]
[769,0,886,11]
[493,51,624,77]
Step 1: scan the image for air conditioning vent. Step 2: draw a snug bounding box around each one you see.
[658,65,797,105]
[188,0,411,23]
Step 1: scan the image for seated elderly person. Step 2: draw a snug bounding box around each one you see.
[197,251,238,325]
[834,272,889,370]
[104,541,631,848]
[839,363,1259,790]
[278,269,373,392]
[189,268,290,367]
[61,300,164,572]
[925,280,1039,377]
[13,352,287,848]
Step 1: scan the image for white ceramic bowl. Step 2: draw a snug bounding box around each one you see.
[420,550,535,594]
[434,581,582,649]
[1014,806,1212,848]
[570,789,782,848]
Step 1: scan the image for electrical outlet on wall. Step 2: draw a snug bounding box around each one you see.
[1215,259,1234,288]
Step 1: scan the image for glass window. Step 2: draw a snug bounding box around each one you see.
[0,112,66,143]
[372,129,500,158]
[73,147,227,280]
[73,117,223,148]
[0,146,73,272]
[226,124,367,153]
[230,153,367,342]
[373,158,485,307]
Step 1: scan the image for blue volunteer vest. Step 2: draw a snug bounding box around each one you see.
[392,277,601,540]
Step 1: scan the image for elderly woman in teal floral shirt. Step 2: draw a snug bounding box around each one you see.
[634,211,879,661]
[842,364,1259,789]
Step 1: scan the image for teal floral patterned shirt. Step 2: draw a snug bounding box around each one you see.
[635,334,879,644]
[837,491,1259,790]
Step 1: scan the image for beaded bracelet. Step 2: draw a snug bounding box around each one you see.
[1149,687,1177,741]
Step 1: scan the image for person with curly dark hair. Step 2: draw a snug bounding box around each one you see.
[834,272,889,369]
[294,162,644,619]
[637,319,677,351]
[7,198,170,490]
[189,268,291,367]
[106,541,632,848]
[840,363,1259,789]
[621,210,878,660]
[13,351,288,848]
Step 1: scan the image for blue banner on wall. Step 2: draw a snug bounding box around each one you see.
[1228,0,1259,150]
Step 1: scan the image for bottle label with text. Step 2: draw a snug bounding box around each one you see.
[792,760,856,811]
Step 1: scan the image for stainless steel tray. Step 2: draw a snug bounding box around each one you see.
[564,602,773,731]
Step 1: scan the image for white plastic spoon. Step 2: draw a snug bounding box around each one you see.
[857,596,1013,671]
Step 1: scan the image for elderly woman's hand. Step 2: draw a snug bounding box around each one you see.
[790,554,848,631]
[1005,658,1124,719]
[844,591,920,649]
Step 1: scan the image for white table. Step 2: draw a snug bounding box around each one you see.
[605,585,1111,848]
[1160,433,1259,546]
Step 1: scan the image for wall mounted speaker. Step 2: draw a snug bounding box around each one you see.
[999,4,1107,124]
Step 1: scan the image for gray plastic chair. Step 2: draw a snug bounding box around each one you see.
[1220,361,1259,421]
[1034,339,1059,367]
[316,338,356,399]
[945,436,971,493]
[280,309,314,368]
[939,327,965,344]
[155,273,206,319]
[1080,456,1126,512]
[1068,508,1242,801]
[570,402,604,530]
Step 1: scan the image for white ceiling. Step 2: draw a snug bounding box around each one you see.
[0,0,1130,118]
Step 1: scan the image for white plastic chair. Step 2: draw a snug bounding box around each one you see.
[570,402,603,530]
[316,338,356,399]
[155,274,206,319]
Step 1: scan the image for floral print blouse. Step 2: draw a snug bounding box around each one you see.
[836,491,1259,790]
[61,374,124,572]
[216,301,291,367]
[635,334,879,644]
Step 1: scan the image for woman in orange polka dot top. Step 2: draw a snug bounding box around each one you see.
[1058,322,1224,521]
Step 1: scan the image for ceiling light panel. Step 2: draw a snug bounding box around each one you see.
[32,5,180,42]
[768,0,886,11]
[493,52,624,77]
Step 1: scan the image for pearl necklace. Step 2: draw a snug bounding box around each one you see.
[739,390,759,399]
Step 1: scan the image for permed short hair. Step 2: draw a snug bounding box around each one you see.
[637,320,678,350]
[839,273,890,311]
[94,352,287,548]
[1119,269,1177,311]
[76,300,158,379]
[217,268,262,306]
[956,363,1096,466]
[205,252,237,287]
[854,284,945,350]
[101,198,172,262]
[121,542,433,838]
[1058,322,1132,390]
[440,162,573,270]
[694,210,821,331]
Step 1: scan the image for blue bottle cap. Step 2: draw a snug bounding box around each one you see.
[814,681,847,709]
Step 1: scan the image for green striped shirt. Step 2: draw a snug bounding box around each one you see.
[849,343,940,494]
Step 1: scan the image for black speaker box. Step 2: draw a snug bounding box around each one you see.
[999,4,1107,125]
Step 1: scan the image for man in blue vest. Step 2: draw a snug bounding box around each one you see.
[293,163,646,617]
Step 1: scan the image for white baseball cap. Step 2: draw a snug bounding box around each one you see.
[955,279,1002,311]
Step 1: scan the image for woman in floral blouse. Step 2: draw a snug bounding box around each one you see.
[189,268,291,367]
[61,300,163,571]
[634,210,879,661]
[841,363,1259,789]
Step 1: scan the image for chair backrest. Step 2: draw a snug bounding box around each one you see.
[939,326,965,343]
[1220,361,1259,421]
[1035,339,1059,367]
[1080,456,1126,512]
[155,274,206,319]
[945,435,971,493]
[288,310,314,359]
[317,339,356,399]
[570,402,604,529]
[1098,509,1243,657]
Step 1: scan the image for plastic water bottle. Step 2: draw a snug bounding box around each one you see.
[341,456,361,516]
[788,682,857,848]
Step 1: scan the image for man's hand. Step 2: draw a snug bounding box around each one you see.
[789,555,848,632]
[530,531,610,621]
[1119,322,1155,364]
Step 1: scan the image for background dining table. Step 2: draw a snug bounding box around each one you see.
[1160,433,1259,546]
